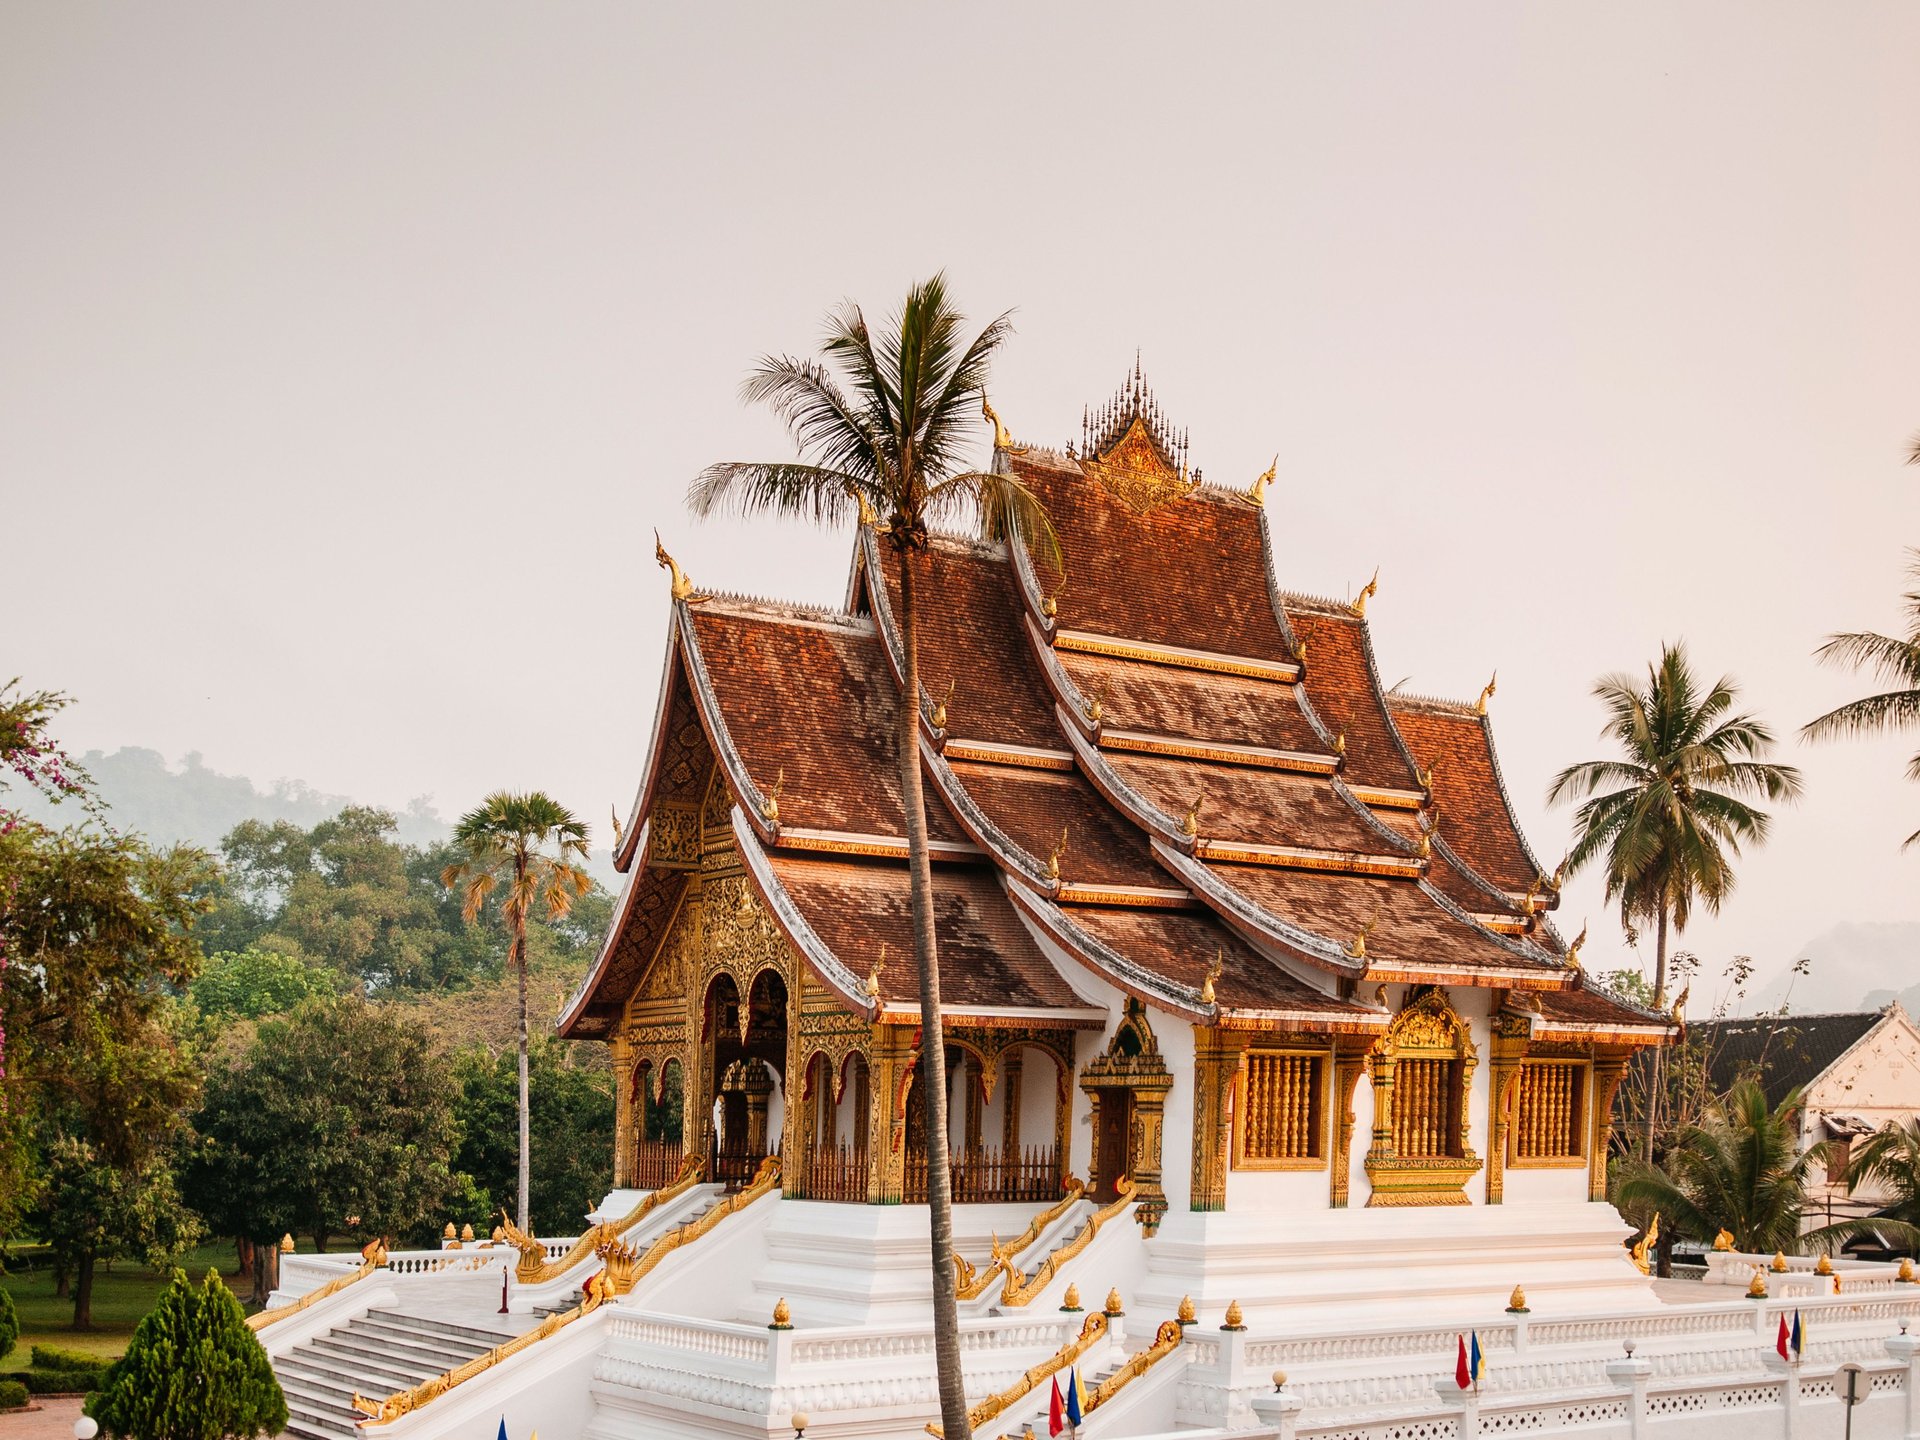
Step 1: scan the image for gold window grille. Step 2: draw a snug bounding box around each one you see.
[1233,1050,1326,1169]
[1390,1057,1463,1160]
[1511,1060,1586,1162]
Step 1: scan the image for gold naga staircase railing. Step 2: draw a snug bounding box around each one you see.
[924,1310,1110,1439]
[354,1157,781,1426]
[498,1152,705,1285]
[1083,1317,1186,1415]
[247,1241,388,1333]
[999,1180,1137,1308]
[953,1178,1088,1303]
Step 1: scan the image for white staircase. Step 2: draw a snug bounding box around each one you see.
[275,1306,531,1440]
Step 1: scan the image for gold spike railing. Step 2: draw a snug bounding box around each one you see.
[247,1241,388,1333]
[924,1310,1109,1439]
[354,1157,780,1426]
[499,1151,704,1285]
[953,1177,1088,1302]
[999,1180,1136,1308]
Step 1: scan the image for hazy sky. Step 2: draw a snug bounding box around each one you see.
[7,4,1918,1004]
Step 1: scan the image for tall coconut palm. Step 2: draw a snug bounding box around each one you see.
[1549,644,1802,1154]
[1802,551,1920,848]
[1616,1080,1838,1255]
[442,791,592,1231]
[1847,1118,1920,1247]
[688,274,1058,1440]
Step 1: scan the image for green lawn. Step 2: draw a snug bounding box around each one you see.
[0,1244,245,1374]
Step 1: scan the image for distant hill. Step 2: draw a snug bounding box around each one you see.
[13,746,451,852]
[1739,920,1920,1015]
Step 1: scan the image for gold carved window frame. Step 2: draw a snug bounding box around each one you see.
[1506,1057,1590,1170]
[1231,1047,1330,1172]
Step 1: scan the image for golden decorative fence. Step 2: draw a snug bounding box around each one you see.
[1240,1053,1323,1162]
[798,1141,869,1202]
[1391,1058,1459,1159]
[499,1152,703,1285]
[631,1139,686,1189]
[905,1145,1061,1205]
[1514,1062,1585,1159]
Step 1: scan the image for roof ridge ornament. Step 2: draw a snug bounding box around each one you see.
[866,944,887,999]
[1246,455,1277,509]
[1349,568,1379,617]
[610,804,626,852]
[1180,792,1203,840]
[1045,827,1070,884]
[1565,920,1588,970]
[1200,951,1223,1005]
[981,392,1028,455]
[1079,360,1198,513]
[1476,671,1498,715]
[655,531,703,602]
[846,486,878,528]
[759,768,784,825]
[931,679,955,731]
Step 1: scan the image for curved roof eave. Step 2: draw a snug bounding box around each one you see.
[614,608,690,873]
[557,816,651,1036]
[730,806,879,1020]
[1149,837,1367,980]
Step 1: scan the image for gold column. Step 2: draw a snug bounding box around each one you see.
[1487,1017,1529,1205]
[867,1023,913,1205]
[1190,1030,1248,1212]
[1330,1046,1367,1209]
[1590,1055,1630,1201]
[1000,1051,1025,1155]
[610,1031,636,1189]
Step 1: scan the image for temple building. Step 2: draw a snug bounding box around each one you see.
[560,363,1671,1281]
[266,372,1920,1440]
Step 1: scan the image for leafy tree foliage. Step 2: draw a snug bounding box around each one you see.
[451,1039,613,1234]
[185,996,459,1257]
[28,1136,203,1329]
[0,1285,17,1362]
[189,947,338,1020]
[88,1267,286,1440]
[1845,1118,1920,1241]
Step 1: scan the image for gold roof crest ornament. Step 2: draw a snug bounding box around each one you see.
[654,531,701,602]
[1078,360,1197,514]
[846,485,878,528]
[1476,671,1498,716]
[1347,909,1379,961]
[1349,568,1379,617]
[1415,760,1436,792]
[866,944,887,1000]
[1180,793,1203,840]
[1085,679,1107,726]
[1333,731,1347,759]
[931,679,955,732]
[1564,920,1588,971]
[1200,951,1224,1006]
[981,392,1028,455]
[1246,455,1277,509]
[759,768,784,825]
[609,804,626,852]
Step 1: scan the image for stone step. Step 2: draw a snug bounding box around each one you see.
[311,1326,485,1375]
[279,1355,422,1402]
[280,1391,360,1440]
[362,1307,523,1348]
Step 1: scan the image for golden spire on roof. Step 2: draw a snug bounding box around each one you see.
[1045,827,1069,884]
[981,392,1028,455]
[1566,920,1588,970]
[931,679,954,731]
[1246,455,1277,509]
[846,486,878,528]
[759,768,784,825]
[1349,568,1379,617]
[1180,793,1203,839]
[654,531,701,602]
[610,804,626,851]
[866,944,887,1000]
[1476,671,1498,716]
[1200,951,1223,1006]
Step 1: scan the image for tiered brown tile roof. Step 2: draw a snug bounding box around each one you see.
[1388,695,1549,899]
[1281,602,1424,794]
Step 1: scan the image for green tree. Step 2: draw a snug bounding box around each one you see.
[190,946,338,1020]
[1549,644,1801,1154]
[1845,1118,1920,1247]
[687,274,1058,1439]
[0,1286,17,1363]
[89,1267,286,1440]
[451,1039,613,1234]
[185,996,459,1269]
[29,1136,203,1329]
[1803,550,1920,848]
[442,792,591,1232]
[1615,1079,1890,1256]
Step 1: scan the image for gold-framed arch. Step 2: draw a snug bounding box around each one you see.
[1363,988,1482,1207]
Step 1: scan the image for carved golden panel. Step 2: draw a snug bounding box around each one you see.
[1081,416,1197,515]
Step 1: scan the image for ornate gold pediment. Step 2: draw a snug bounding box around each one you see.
[1082,415,1196,515]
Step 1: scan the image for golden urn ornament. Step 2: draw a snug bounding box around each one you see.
[1221,1299,1246,1332]
[769,1297,793,1330]
[1771,1252,1788,1273]
[1177,1294,1197,1326]
[1061,1283,1082,1312]
[1748,1270,1768,1299]
[1506,1285,1529,1314]
[1104,1288,1125,1317]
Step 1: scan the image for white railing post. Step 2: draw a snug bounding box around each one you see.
[1763,1348,1802,1440]
[1604,1354,1652,1440]
[1885,1327,1920,1440]
[1434,1377,1479,1437]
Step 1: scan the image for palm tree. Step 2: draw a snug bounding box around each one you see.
[1802,550,1920,848]
[1549,644,1802,1154]
[688,274,1058,1440]
[1845,1118,1920,1249]
[1616,1079,1840,1255]
[442,791,592,1231]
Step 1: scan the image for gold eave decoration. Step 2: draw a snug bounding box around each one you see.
[1245,455,1276,508]
[1081,415,1198,515]
[1349,568,1379,617]
[654,531,702,602]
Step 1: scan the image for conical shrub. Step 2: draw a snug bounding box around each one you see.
[89,1268,286,1440]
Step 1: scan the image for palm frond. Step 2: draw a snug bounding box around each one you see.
[1802,687,1920,743]
[689,462,866,526]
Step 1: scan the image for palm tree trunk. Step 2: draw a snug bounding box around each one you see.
[1644,904,1670,1161]
[514,853,532,1233]
[897,545,970,1440]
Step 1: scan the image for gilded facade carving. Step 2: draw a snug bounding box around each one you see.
[651,803,702,867]
[1363,988,1482,1207]
[1080,1001,1173,1232]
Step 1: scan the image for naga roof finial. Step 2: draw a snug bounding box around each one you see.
[981,392,1027,454]
[1566,920,1588,970]
[1477,670,1498,715]
[846,485,878,528]
[1045,826,1069,884]
[866,944,887,999]
[1200,951,1224,1006]
[610,804,626,851]
[1348,902,1381,960]
[931,679,955,731]
[1349,568,1379,617]
[655,531,699,601]
[759,768,784,825]
[1246,455,1277,509]
[1180,793,1203,839]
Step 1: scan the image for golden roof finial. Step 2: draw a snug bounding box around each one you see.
[866,944,887,1000]
[1333,731,1347,758]
[1200,951,1224,1006]
[1417,831,1433,861]
[981,391,1027,455]
[1085,679,1106,726]
[760,768,784,825]
[610,804,626,852]
[1550,855,1569,892]
[1507,1285,1528,1313]
[1566,920,1588,971]
[1177,1294,1197,1325]
[1476,671,1498,716]
[654,530,698,602]
[1349,568,1379,617]
[846,485,878,528]
[1523,877,1543,917]
[1748,1270,1768,1298]
[1042,594,1059,620]
[1246,455,1277,509]
[1045,827,1069,884]
[931,679,955,731]
[1293,638,1309,665]
[1712,1228,1735,1251]
[1181,793,1203,839]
